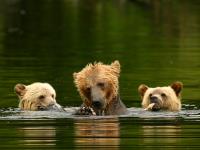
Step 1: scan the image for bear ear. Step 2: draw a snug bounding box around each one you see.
[14,84,27,98]
[111,60,120,76]
[171,81,183,96]
[73,72,78,80]
[138,84,149,98]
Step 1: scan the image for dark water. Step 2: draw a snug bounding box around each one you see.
[1,107,200,149]
[0,0,200,149]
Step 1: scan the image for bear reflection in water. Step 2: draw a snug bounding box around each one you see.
[141,125,181,145]
[18,126,56,146]
[74,118,120,149]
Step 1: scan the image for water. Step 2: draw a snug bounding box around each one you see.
[1,107,200,149]
[0,0,200,149]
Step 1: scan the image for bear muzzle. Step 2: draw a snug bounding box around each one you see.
[37,102,63,111]
[149,96,161,111]
[92,99,106,110]
[91,87,107,110]
[150,96,159,104]
[47,103,64,111]
[92,101,102,109]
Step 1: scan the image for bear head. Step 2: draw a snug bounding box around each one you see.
[73,60,120,114]
[138,81,183,111]
[14,82,61,111]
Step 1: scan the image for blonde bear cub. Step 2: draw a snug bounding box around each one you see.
[14,82,62,111]
[138,81,183,111]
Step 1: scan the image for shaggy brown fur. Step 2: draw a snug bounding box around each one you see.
[73,60,127,115]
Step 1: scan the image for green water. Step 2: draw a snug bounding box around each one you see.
[1,118,200,149]
[0,0,200,149]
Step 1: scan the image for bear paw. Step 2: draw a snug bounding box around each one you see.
[75,106,96,116]
[145,103,161,111]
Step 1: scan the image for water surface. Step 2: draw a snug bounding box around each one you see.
[1,107,200,149]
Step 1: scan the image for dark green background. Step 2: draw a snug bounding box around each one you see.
[0,0,199,108]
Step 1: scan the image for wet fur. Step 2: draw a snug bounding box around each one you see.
[14,82,62,111]
[73,60,127,115]
[138,82,183,111]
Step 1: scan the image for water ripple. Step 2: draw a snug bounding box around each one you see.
[0,106,200,121]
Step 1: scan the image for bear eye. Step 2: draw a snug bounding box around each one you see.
[38,95,45,99]
[97,82,105,88]
[161,93,166,97]
[85,87,91,92]
[84,87,91,99]
[51,94,54,98]
[149,94,152,98]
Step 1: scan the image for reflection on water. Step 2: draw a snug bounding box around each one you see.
[18,126,56,147]
[74,118,119,149]
[142,126,181,144]
[0,116,200,149]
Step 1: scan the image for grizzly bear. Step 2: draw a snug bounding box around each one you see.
[14,82,62,111]
[73,60,127,115]
[138,81,183,111]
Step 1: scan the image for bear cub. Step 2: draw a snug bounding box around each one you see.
[14,82,62,111]
[138,81,183,111]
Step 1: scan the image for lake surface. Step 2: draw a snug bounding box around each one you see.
[0,0,200,149]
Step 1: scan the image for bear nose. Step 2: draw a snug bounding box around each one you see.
[150,96,159,103]
[92,101,102,109]
[48,102,55,107]
[37,106,45,111]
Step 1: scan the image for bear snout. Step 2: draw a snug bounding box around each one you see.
[36,101,55,111]
[151,103,161,111]
[37,105,46,111]
[92,100,103,109]
[149,96,162,111]
[46,102,64,111]
[150,96,159,104]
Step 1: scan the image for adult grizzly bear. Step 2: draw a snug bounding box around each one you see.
[73,60,127,115]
